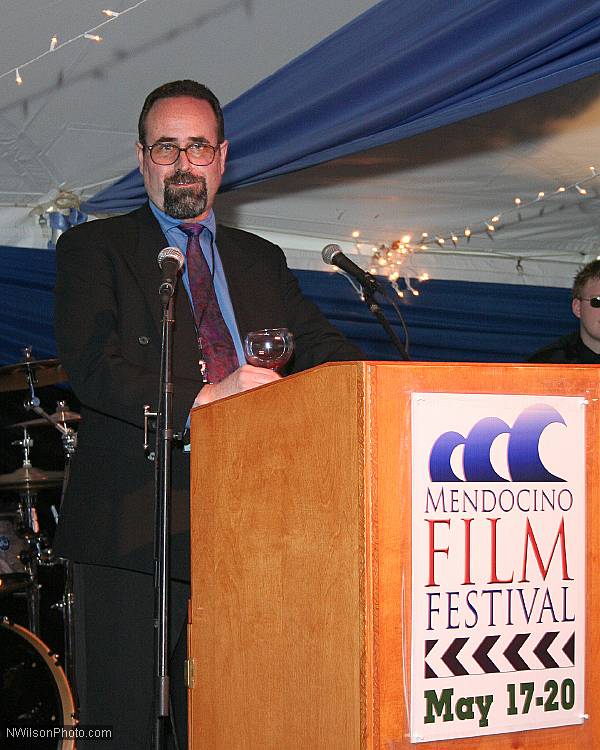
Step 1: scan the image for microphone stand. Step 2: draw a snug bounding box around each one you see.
[152,292,176,750]
[359,276,409,360]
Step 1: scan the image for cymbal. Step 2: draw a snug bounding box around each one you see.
[0,465,64,491]
[9,409,81,429]
[0,358,67,392]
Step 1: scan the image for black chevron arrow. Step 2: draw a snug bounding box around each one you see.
[562,632,575,665]
[533,631,559,668]
[503,633,530,671]
[472,634,500,673]
[424,639,438,679]
[441,637,469,676]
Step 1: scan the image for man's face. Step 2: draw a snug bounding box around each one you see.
[136,96,228,221]
[572,277,600,353]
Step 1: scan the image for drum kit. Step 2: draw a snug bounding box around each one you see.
[0,348,78,742]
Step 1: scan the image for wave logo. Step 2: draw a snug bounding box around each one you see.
[429,404,566,483]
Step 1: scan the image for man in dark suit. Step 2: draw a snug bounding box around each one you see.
[54,80,361,748]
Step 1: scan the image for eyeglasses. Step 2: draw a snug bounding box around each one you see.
[578,296,600,308]
[145,141,220,166]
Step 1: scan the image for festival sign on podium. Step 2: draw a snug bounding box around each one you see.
[410,393,586,743]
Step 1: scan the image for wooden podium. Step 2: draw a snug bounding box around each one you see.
[188,361,599,749]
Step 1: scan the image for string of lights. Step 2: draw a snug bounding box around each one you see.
[0,2,153,86]
[355,166,599,298]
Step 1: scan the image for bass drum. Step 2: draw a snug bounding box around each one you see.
[0,619,76,749]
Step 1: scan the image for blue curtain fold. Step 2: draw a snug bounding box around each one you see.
[82,0,600,213]
[0,246,58,363]
[0,245,575,366]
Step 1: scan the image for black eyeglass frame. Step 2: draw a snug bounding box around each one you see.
[577,296,600,308]
[144,141,221,166]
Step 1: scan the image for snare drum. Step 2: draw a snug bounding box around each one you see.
[0,619,76,748]
[0,513,29,595]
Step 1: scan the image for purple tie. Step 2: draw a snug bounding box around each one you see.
[179,223,239,384]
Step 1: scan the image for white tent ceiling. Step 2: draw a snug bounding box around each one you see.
[0,0,373,205]
[1,0,599,289]
[218,74,600,288]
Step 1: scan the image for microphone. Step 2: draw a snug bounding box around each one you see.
[157,246,185,304]
[321,244,378,289]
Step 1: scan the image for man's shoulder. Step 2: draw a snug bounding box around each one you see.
[216,224,283,255]
[57,204,153,246]
[527,331,580,363]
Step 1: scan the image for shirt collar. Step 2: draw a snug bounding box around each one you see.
[149,200,216,237]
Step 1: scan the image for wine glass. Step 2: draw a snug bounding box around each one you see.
[244,328,294,372]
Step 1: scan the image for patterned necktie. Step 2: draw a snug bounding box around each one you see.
[178,223,239,384]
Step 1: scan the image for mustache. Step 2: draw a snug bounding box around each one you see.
[164,170,203,186]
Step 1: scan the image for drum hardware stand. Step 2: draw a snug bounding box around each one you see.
[51,401,79,705]
[21,345,39,394]
[10,428,44,636]
[20,359,80,709]
[0,347,78,729]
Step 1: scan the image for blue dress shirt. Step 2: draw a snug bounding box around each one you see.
[149,200,245,367]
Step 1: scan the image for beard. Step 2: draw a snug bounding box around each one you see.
[163,171,208,219]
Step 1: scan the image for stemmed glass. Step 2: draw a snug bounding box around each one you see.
[244,328,294,372]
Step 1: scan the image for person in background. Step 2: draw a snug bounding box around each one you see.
[528,259,600,363]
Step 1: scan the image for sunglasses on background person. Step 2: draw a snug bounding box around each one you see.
[578,296,600,308]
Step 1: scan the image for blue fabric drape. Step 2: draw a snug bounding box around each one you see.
[83,0,600,213]
[294,271,575,362]
[0,245,575,366]
[0,246,58,363]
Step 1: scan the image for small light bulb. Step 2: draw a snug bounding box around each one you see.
[492,215,500,223]
[15,68,22,85]
[84,33,103,42]
[537,191,545,199]
[412,288,420,296]
[557,186,566,192]
[486,223,495,232]
[351,230,360,238]
[464,227,471,237]
[435,237,445,247]
[451,234,458,247]
[576,184,588,195]
[421,232,428,239]
[514,197,521,205]
[389,271,400,281]
[369,267,377,275]
[377,257,387,266]
[590,165,597,174]
[419,273,430,281]
[420,244,427,251]
[102,9,120,17]
[50,35,59,51]
[401,234,412,244]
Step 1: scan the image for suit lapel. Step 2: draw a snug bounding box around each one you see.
[215,225,265,338]
[121,205,198,367]
[116,204,168,339]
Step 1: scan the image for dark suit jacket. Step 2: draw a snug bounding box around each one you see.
[528,330,600,364]
[54,203,361,578]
